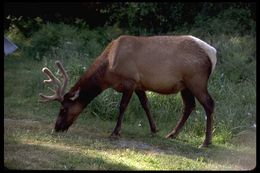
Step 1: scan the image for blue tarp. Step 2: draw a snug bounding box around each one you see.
[4,36,18,56]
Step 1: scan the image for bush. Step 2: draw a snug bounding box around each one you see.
[5,15,44,37]
[23,22,124,61]
[192,7,255,36]
[26,23,62,60]
[219,36,256,83]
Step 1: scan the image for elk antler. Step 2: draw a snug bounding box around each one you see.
[39,61,69,102]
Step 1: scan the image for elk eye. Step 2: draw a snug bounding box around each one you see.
[63,108,67,113]
[60,107,67,114]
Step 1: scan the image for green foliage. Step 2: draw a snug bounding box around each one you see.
[5,15,44,37]
[87,90,120,121]
[193,7,255,36]
[19,23,123,61]
[97,2,255,35]
[27,23,61,60]
[100,2,202,34]
[216,35,256,83]
[5,16,29,51]
[5,3,255,37]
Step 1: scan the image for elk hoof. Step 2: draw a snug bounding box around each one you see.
[150,132,156,137]
[165,133,177,139]
[109,132,120,140]
[151,128,159,133]
[199,142,212,148]
[150,129,159,137]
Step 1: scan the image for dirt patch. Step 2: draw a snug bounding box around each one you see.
[108,137,199,157]
[5,118,41,126]
[231,128,256,147]
[111,138,168,154]
[4,118,53,132]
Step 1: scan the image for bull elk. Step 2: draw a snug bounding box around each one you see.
[39,35,217,147]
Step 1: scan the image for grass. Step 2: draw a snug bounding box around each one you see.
[4,22,256,170]
[4,117,256,170]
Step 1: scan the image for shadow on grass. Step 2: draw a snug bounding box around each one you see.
[94,132,256,170]
[63,129,256,170]
[154,137,256,170]
[4,142,134,170]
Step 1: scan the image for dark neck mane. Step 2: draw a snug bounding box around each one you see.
[67,41,115,105]
[68,54,109,106]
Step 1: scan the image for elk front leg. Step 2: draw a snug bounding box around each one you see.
[135,90,158,134]
[110,90,134,138]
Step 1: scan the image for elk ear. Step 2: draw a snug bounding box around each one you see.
[69,89,80,101]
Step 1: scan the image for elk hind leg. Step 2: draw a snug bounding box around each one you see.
[197,92,214,147]
[187,80,214,147]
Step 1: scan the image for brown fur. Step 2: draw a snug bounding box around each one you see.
[55,35,216,147]
[69,35,213,95]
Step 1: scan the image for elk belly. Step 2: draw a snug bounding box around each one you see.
[141,80,185,94]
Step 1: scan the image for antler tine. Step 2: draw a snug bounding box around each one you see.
[38,86,61,102]
[39,62,67,103]
[39,93,61,102]
[42,67,62,87]
[55,61,69,96]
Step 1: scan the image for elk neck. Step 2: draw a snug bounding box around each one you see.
[69,55,110,107]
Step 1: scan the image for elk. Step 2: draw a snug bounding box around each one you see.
[39,35,217,147]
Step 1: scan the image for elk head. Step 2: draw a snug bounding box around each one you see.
[39,61,82,132]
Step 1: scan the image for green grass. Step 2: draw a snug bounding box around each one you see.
[4,117,256,170]
[4,22,256,170]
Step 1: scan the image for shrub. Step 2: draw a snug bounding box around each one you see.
[26,23,61,60]
[192,7,255,36]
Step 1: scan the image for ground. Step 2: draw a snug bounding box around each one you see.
[4,117,256,170]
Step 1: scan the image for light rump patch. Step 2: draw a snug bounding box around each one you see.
[188,35,217,74]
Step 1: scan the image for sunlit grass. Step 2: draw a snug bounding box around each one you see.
[4,117,256,170]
